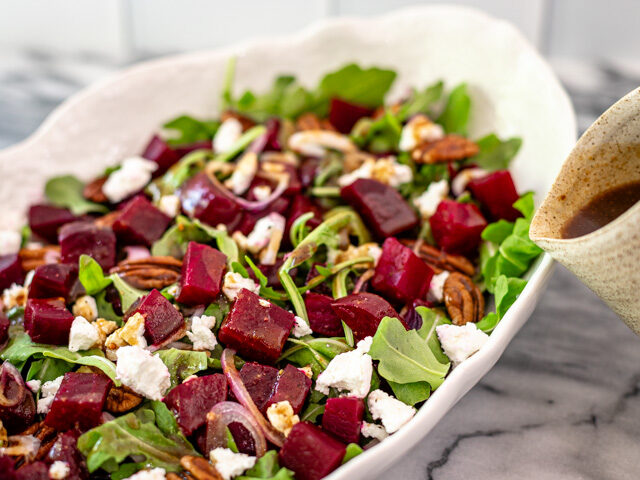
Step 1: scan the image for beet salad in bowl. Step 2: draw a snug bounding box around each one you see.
[0,59,543,480]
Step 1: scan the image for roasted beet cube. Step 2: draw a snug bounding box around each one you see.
[44,373,112,431]
[218,289,295,364]
[142,134,180,176]
[305,292,343,337]
[163,374,227,436]
[0,456,17,480]
[298,158,320,188]
[0,254,23,291]
[239,362,279,412]
[332,292,402,341]
[28,204,76,243]
[47,430,89,480]
[285,195,323,241]
[0,312,8,346]
[429,199,488,255]
[341,178,418,238]
[24,298,74,345]
[132,289,185,346]
[402,299,434,330]
[322,396,364,444]
[181,172,243,230]
[263,118,281,151]
[329,98,374,134]
[28,263,78,301]
[265,364,312,414]
[279,422,346,480]
[176,242,227,305]
[372,237,434,303]
[15,462,48,480]
[468,170,521,221]
[112,195,172,247]
[59,221,116,270]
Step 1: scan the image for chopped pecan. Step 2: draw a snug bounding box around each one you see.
[401,240,475,276]
[411,135,479,164]
[181,455,224,480]
[221,110,256,132]
[167,473,196,480]
[443,272,485,325]
[105,385,143,413]
[295,112,336,132]
[343,151,376,173]
[18,245,60,271]
[110,256,182,290]
[17,421,57,462]
[94,211,121,228]
[83,176,108,203]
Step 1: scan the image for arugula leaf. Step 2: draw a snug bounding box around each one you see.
[437,83,471,136]
[110,463,142,480]
[300,402,325,423]
[388,380,431,406]
[203,300,230,332]
[397,81,444,121]
[494,275,527,319]
[351,109,402,153]
[318,64,396,109]
[79,255,113,295]
[77,408,197,473]
[468,134,522,171]
[232,75,314,121]
[416,307,451,365]
[369,317,450,389]
[96,290,123,325]
[513,191,536,220]
[149,401,192,444]
[110,274,147,312]
[163,115,219,146]
[156,349,208,388]
[481,219,514,244]
[280,337,351,378]
[27,357,73,383]
[45,175,108,215]
[476,312,500,333]
[342,443,363,464]
[244,256,288,302]
[237,450,294,480]
[152,150,212,197]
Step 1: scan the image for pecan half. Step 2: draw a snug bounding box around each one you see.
[17,421,58,462]
[401,240,475,276]
[94,211,121,228]
[411,135,479,164]
[110,256,182,290]
[221,110,256,132]
[18,246,60,271]
[181,455,224,480]
[443,272,485,325]
[105,385,143,413]
[83,176,108,203]
[295,112,336,132]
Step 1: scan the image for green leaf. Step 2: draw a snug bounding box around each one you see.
[110,274,147,312]
[398,81,444,120]
[351,109,402,154]
[494,275,527,319]
[77,408,197,473]
[318,64,396,108]
[468,134,522,171]
[226,427,240,453]
[78,255,113,295]
[238,450,294,480]
[481,220,514,244]
[342,443,364,464]
[437,83,471,136]
[388,380,431,406]
[214,125,267,164]
[149,401,192,444]
[96,290,123,325]
[300,402,325,423]
[203,300,230,332]
[513,191,536,220]
[415,307,451,365]
[163,115,220,146]
[110,463,142,480]
[26,357,73,383]
[476,312,500,333]
[369,317,450,389]
[156,349,208,388]
[152,150,212,196]
[45,175,108,215]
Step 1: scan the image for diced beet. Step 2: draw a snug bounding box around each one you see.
[322,397,364,444]
[265,364,311,414]
[59,221,116,270]
[305,293,343,337]
[228,422,256,456]
[112,196,172,247]
[372,237,434,303]
[329,98,374,134]
[285,195,323,241]
[28,205,76,243]
[16,462,48,480]
[142,134,180,176]
[238,362,278,412]
[47,430,89,480]
[429,200,488,255]
[0,375,35,434]
[163,374,227,436]
[28,263,78,301]
[180,172,243,231]
[174,140,213,158]
[263,118,281,151]
[0,254,23,291]
[44,373,111,431]
[332,292,402,341]
[278,422,346,480]
[402,299,434,330]
[249,258,294,288]
[132,289,185,346]
[468,170,521,221]
[218,289,295,364]
[0,456,17,480]
[299,158,320,188]
[176,242,227,305]
[341,178,418,238]
[24,298,74,345]
[237,197,290,236]
[0,312,8,346]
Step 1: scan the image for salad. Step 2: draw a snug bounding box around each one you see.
[0,60,542,480]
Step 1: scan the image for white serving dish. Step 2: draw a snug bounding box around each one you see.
[0,5,576,479]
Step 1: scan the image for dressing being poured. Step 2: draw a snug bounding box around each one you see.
[561,181,640,238]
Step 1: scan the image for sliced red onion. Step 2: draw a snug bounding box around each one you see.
[247,131,269,154]
[124,246,151,262]
[0,435,40,462]
[100,411,115,424]
[221,348,285,447]
[205,401,267,457]
[0,362,26,408]
[206,168,289,212]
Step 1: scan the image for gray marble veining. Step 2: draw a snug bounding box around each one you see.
[1,51,639,479]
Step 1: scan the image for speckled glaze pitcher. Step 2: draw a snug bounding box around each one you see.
[530,87,640,334]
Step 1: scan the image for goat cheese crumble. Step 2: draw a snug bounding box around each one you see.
[37,375,64,414]
[315,337,373,398]
[158,194,181,218]
[338,156,413,188]
[103,156,158,203]
[451,167,488,197]
[214,118,243,153]
[2,283,27,310]
[116,345,171,401]
[245,213,286,255]
[413,179,449,219]
[436,323,489,365]
[399,114,444,151]
[49,461,70,479]
[186,314,218,351]
[0,230,21,255]
[427,271,450,303]
[26,379,41,393]
[72,295,98,321]
[292,316,312,338]
[367,389,416,434]
[361,421,389,442]
[124,468,166,480]
[68,316,101,352]
[222,272,260,301]
[209,448,256,480]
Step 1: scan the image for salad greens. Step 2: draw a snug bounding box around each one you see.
[45,175,109,215]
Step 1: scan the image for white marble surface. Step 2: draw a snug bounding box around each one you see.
[2,51,640,479]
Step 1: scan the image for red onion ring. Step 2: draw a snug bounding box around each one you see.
[0,361,26,408]
[206,168,289,212]
[221,348,285,447]
[124,246,151,262]
[205,401,267,457]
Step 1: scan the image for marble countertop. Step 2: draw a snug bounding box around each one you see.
[2,51,639,479]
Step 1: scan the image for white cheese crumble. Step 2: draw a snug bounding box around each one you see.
[252,185,272,202]
[258,298,271,308]
[225,152,258,195]
[288,130,356,157]
[367,389,416,434]
[292,316,312,338]
[68,316,101,352]
[26,379,41,393]
[427,271,450,303]
[413,179,449,219]
[436,323,489,366]
[49,461,70,479]
[214,118,243,153]
[361,421,389,442]
[451,168,489,197]
[337,156,413,188]
[315,337,373,398]
[246,213,286,254]
[186,314,218,351]
[209,448,256,480]
[399,114,445,151]
[328,243,382,268]
[0,230,21,255]
[2,283,27,310]
[37,375,64,414]
[72,295,98,322]
[158,194,181,218]
[116,345,171,401]
[266,400,300,436]
[103,156,158,203]
[124,468,166,480]
[222,272,260,301]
